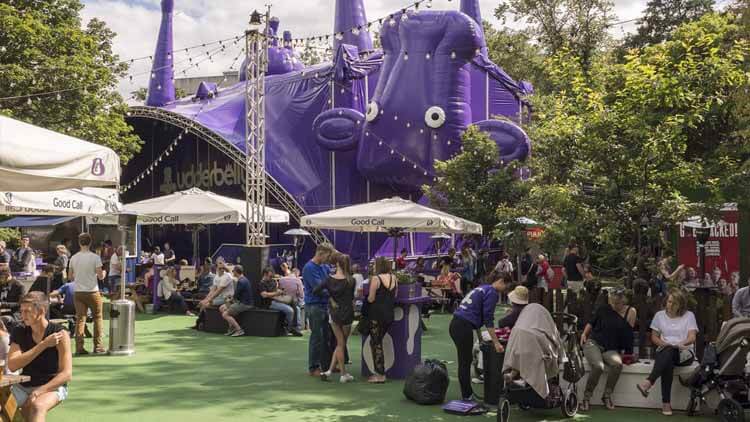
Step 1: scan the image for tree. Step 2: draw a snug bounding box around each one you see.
[422,125,530,237]
[299,41,326,66]
[131,86,187,102]
[623,0,715,50]
[517,13,750,269]
[483,22,548,91]
[0,0,141,162]
[495,0,615,72]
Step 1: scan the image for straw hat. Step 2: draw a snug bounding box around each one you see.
[508,286,529,305]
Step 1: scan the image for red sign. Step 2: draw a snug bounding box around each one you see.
[678,209,740,284]
[526,227,544,240]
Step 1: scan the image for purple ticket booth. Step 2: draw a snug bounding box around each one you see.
[361,283,431,379]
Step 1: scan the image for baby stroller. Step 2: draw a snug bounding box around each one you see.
[681,317,750,422]
[496,304,583,422]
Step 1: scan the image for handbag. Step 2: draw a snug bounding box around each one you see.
[678,348,695,366]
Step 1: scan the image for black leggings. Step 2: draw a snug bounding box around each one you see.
[648,347,685,403]
[368,320,391,375]
[449,316,475,400]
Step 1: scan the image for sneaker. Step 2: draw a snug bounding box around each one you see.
[224,329,236,336]
[340,373,354,383]
[230,329,245,337]
[471,377,484,384]
[320,370,332,382]
[289,329,303,337]
[93,347,107,354]
[76,349,89,356]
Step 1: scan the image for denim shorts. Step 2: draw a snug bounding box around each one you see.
[12,384,68,407]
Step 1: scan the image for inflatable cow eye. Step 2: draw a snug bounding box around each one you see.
[424,106,446,128]
[366,101,380,122]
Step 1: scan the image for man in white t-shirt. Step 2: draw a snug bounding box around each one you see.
[68,233,105,355]
[198,263,234,310]
[151,246,165,266]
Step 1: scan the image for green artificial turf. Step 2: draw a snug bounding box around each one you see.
[50,312,713,422]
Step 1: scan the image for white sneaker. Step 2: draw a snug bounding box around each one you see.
[339,373,354,383]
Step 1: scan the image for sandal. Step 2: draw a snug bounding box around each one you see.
[636,383,650,398]
[602,396,615,410]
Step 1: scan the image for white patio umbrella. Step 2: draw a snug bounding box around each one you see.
[0,188,121,216]
[89,187,289,225]
[301,196,482,259]
[0,116,120,191]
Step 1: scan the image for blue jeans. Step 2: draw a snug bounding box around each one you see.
[270,301,294,330]
[306,304,330,371]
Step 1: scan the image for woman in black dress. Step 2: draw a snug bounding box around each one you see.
[366,257,397,383]
[314,252,356,383]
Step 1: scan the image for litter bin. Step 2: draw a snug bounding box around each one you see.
[480,340,505,405]
[108,299,135,356]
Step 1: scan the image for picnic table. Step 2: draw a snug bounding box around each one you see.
[0,375,30,422]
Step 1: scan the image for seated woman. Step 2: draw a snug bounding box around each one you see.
[8,292,72,422]
[637,288,698,416]
[430,263,462,310]
[498,285,529,329]
[579,287,636,411]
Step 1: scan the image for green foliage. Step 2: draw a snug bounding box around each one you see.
[0,228,20,248]
[131,86,188,102]
[622,0,715,51]
[483,22,548,90]
[516,13,750,269]
[495,0,615,72]
[0,0,141,162]
[422,125,530,238]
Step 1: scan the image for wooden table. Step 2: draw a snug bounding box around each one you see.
[0,375,30,422]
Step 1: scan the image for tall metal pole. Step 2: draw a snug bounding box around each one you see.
[244,7,270,246]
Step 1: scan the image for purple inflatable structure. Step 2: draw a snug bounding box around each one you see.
[127,0,532,262]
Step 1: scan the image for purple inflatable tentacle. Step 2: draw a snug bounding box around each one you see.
[334,0,373,54]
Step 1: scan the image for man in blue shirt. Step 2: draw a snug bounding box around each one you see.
[220,265,253,337]
[303,243,335,376]
[450,271,509,401]
[50,281,76,318]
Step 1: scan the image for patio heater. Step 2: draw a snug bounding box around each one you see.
[284,228,311,268]
[109,212,138,356]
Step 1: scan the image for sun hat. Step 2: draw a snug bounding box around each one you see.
[508,286,529,305]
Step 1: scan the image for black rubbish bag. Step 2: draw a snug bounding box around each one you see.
[403,359,450,405]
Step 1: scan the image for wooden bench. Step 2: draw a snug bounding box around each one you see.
[561,360,699,410]
[202,307,286,337]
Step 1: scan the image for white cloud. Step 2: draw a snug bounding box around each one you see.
[81,0,649,96]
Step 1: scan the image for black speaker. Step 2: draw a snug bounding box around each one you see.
[237,245,270,283]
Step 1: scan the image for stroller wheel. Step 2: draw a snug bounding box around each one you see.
[561,389,578,418]
[519,403,531,411]
[718,398,745,422]
[497,398,510,422]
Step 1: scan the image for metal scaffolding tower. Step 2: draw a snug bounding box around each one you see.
[244,7,270,246]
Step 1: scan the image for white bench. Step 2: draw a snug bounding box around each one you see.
[561,360,699,410]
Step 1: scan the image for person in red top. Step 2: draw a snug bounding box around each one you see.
[395,249,407,270]
[536,254,555,289]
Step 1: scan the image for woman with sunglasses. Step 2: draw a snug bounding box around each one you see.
[579,287,636,411]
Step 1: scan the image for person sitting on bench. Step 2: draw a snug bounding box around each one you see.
[0,268,25,313]
[258,267,302,337]
[49,282,76,319]
[8,292,72,422]
[157,267,193,316]
[199,263,234,310]
[219,266,253,337]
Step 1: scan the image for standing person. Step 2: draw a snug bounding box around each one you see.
[636,289,698,416]
[449,276,508,401]
[52,245,69,288]
[394,249,407,270]
[13,235,34,273]
[563,245,585,293]
[150,246,165,266]
[163,242,176,266]
[0,241,11,268]
[460,245,476,294]
[258,267,302,336]
[315,252,356,383]
[67,233,105,355]
[219,266,253,337]
[108,246,123,298]
[8,292,72,422]
[655,250,683,297]
[475,249,490,282]
[520,247,534,284]
[579,288,636,411]
[303,243,335,376]
[494,252,514,275]
[99,240,114,277]
[366,257,397,383]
